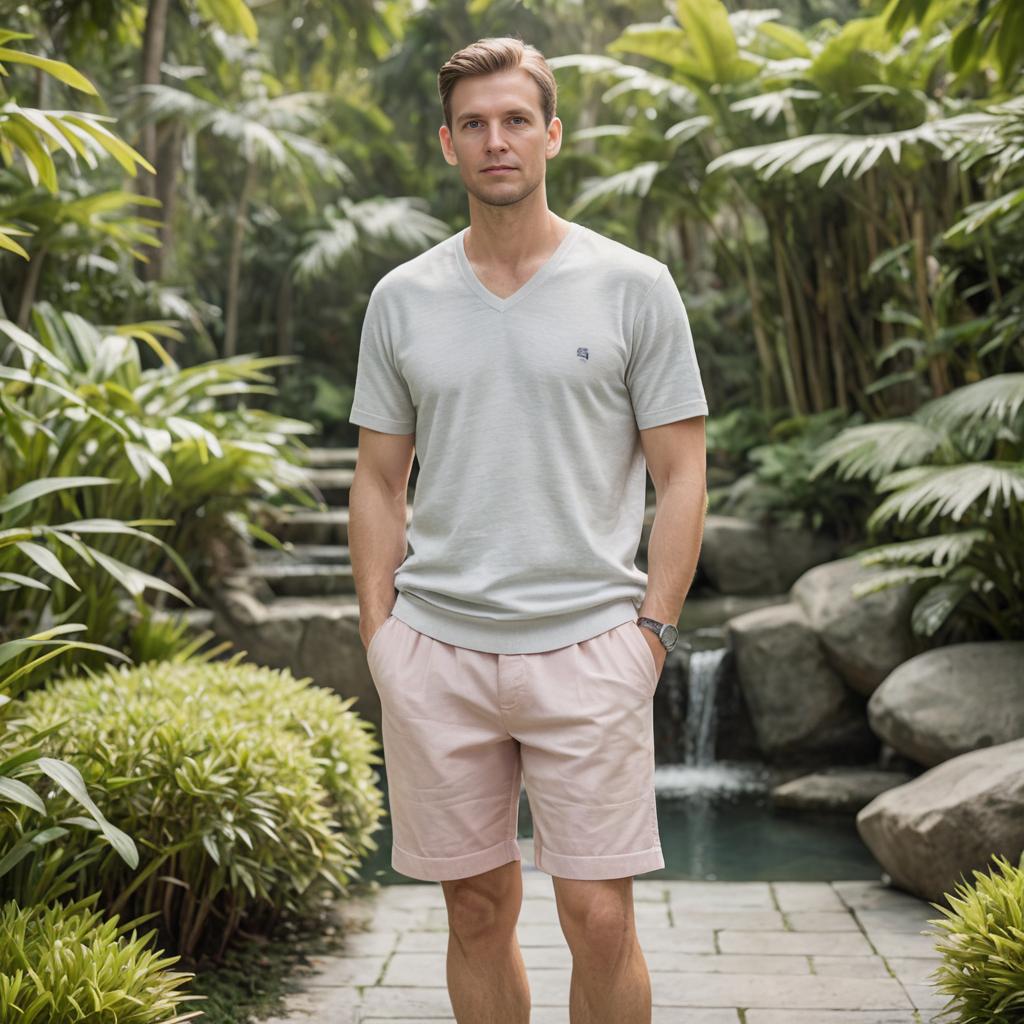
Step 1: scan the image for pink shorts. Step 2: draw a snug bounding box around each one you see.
[365,614,665,882]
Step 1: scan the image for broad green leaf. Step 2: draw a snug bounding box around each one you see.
[87,547,193,605]
[35,757,138,867]
[13,541,78,589]
[0,230,29,259]
[1,117,58,191]
[196,0,258,40]
[61,114,156,176]
[0,48,97,93]
[0,572,50,590]
[0,318,70,373]
[0,776,46,814]
[0,476,114,515]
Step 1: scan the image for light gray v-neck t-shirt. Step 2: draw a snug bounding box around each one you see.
[349,221,709,654]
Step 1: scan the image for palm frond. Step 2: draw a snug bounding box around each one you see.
[855,529,990,569]
[547,53,698,108]
[707,123,930,185]
[706,98,1024,186]
[848,563,945,594]
[809,419,948,482]
[570,124,634,142]
[135,83,216,124]
[944,187,1024,238]
[292,218,358,286]
[292,198,449,286]
[206,109,287,166]
[867,462,1024,529]
[918,373,1024,435]
[567,162,664,220]
[247,92,329,132]
[729,88,821,125]
[275,131,352,183]
[342,197,450,250]
[665,115,714,143]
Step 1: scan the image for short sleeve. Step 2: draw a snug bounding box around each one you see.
[348,284,416,434]
[626,265,709,430]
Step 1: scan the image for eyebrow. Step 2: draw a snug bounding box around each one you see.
[457,109,533,123]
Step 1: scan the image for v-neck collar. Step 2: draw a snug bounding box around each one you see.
[454,222,583,313]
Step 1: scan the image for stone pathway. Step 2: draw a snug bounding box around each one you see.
[259,840,952,1024]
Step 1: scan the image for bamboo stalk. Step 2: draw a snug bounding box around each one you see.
[912,206,945,399]
[771,228,807,413]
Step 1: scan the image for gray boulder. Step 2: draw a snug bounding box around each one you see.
[700,514,837,596]
[727,602,878,763]
[868,642,1024,767]
[857,738,1024,904]
[772,767,915,813]
[790,556,917,696]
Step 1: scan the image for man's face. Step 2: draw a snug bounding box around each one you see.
[440,68,561,209]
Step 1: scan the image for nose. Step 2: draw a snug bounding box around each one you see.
[485,125,510,153]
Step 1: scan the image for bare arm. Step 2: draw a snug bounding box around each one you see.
[349,425,415,650]
[637,416,708,665]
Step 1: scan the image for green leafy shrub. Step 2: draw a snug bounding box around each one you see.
[0,892,201,1023]
[0,656,385,961]
[812,373,1024,641]
[0,305,319,686]
[925,851,1024,1022]
[709,408,874,541]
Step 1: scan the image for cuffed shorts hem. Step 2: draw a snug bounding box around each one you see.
[533,837,665,880]
[392,837,522,882]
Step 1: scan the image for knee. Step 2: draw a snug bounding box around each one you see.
[558,893,635,964]
[443,875,521,946]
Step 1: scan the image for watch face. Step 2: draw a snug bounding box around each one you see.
[662,624,679,649]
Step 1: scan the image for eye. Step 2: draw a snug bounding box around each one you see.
[463,117,528,129]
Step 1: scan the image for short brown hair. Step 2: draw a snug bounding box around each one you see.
[438,37,558,133]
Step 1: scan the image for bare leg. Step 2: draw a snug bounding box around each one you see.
[441,860,531,1024]
[553,875,652,1024]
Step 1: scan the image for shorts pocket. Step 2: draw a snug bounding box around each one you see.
[366,613,395,662]
[621,620,660,695]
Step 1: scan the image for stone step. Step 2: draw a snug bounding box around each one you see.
[270,508,347,546]
[260,593,361,620]
[306,466,355,506]
[253,543,350,566]
[231,561,356,598]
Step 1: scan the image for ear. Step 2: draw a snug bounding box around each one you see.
[546,116,563,159]
[439,123,457,167]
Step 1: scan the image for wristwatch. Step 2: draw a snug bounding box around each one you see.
[637,616,679,652]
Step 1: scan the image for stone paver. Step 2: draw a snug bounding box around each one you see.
[257,861,954,1023]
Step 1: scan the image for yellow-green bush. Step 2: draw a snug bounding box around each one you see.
[0,655,385,960]
[926,852,1024,1022]
[0,893,201,1023]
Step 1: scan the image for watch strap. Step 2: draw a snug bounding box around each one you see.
[637,616,677,651]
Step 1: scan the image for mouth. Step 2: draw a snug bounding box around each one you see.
[482,166,516,174]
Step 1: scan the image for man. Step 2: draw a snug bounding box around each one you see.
[348,35,709,1024]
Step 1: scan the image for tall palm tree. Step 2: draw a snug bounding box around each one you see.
[138,77,352,357]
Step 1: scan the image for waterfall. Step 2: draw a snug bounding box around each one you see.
[682,647,727,767]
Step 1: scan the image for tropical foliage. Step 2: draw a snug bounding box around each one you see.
[1,0,1022,1014]
[925,851,1024,1023]
[0,25,373,1020]
[1,657,385,959]
[0,894,201,1023]
[557,0,1022,640]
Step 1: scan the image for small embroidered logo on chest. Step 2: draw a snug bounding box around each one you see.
[576,347,589,361]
